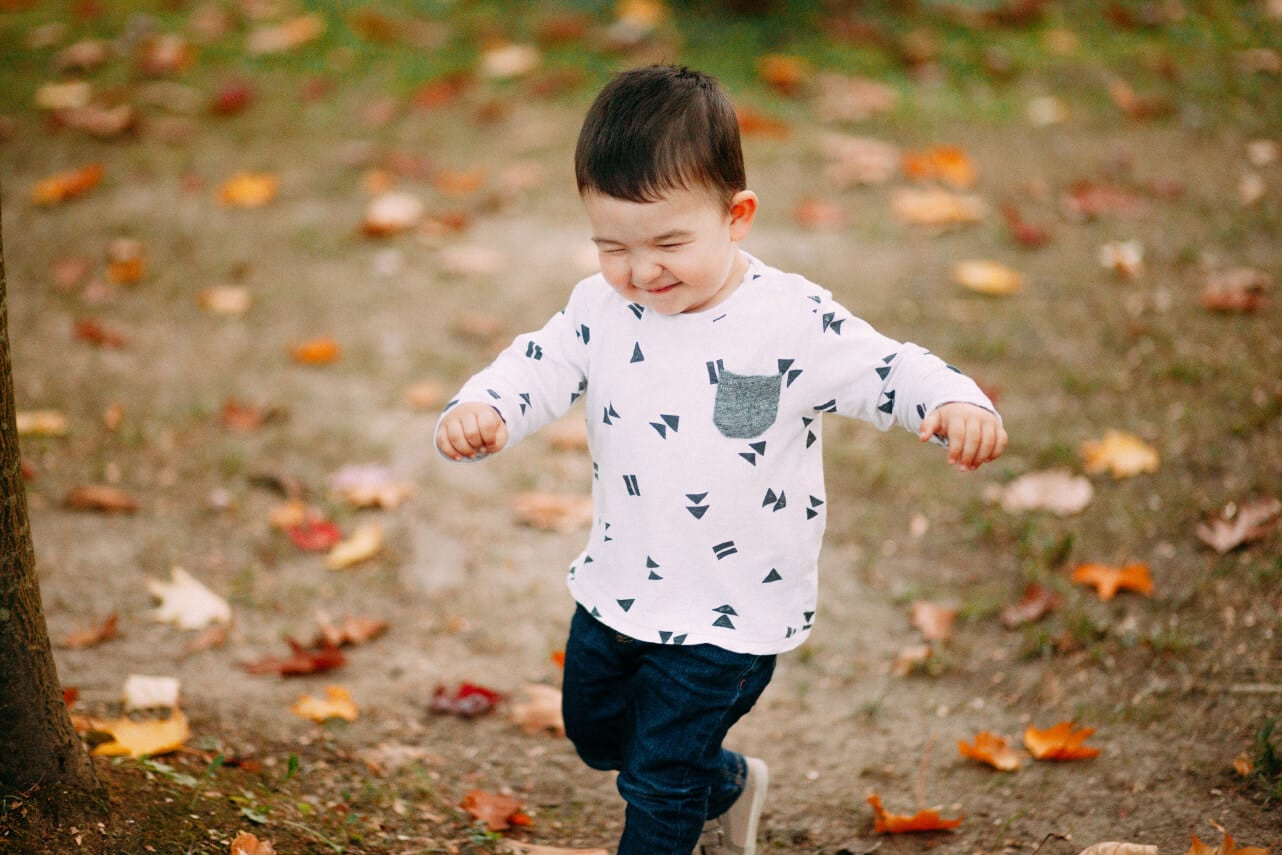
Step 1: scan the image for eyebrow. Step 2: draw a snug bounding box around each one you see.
[591,230,694,245]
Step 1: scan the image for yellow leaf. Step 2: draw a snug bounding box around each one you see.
[90,709,190,757]
[951,259,1022,295]
[1081,430,1159,478]
[325,522,384,570]
[16,409,69,437]
[246,13,326,55]
[1075,844,1158,855]
[218,172,278,208]
[891,188,987,228]
[291,685,359,722]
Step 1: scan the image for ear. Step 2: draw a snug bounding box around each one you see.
[727,190,758,241]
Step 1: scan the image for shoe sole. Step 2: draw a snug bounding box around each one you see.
[740,757,768,855]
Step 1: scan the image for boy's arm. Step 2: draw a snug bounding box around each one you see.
[436,402,509,460]
[918,402,1007,472]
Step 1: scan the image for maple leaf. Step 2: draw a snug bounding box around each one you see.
[289,337,342,365]
[65,484,139,513]
[951,259,1022,295]
[326,522,384,570]
[1024,721,1100,760]
[1000,583,1062,628]
[958,731,1021,771]
[909,601,957,642]
[430,683,506,718]
[1185,833,1272,855]
[1071,562,1153,601]
[509,684,565,736]
[122,675,180,711]
[147,567,232,630]
[1196,498,1281,554]
[866,792,962,833]
[62,613,120,649]
[231,831,276,855]
[1081,430,1159,478]
[902,145,977,189]
[512,492,594,533]
[244,638,346,676]
[999,469,1093,516]
[461,790,532,832]
[89,709,190,758]
[290,685,359,722]
[314,613,389,648]
[32,163,103,205]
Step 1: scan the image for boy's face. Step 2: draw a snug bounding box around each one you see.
[583,186,757,315]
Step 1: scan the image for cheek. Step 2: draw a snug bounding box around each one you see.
[599,255,630,288]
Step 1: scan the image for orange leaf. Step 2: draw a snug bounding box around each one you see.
[73,319,128,348]
[867,792,962,833]
[218,172,278,207]
[64,484,139,513]
[461,789,527,832]
[1071,562,1153,601]
[909,601,957,642]
[105,238,146,284]
[290,337,342,365]
[1024,721,1100,760]
[756,54,810,96]
[32,163,104,205]
[735,105,790,139]
[231,830,276,855]
[62,613,121,649]
[902,145,977,189]
[290,685,359,722]
[952,259,1023,295]
[1185,833,1272,855]
[957,732,1021,771]
[1081,430,1159,478]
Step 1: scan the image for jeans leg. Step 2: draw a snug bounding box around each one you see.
[561,605,633,772]
[614,643,775,855]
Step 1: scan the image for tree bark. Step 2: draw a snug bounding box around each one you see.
[0,190,104,814]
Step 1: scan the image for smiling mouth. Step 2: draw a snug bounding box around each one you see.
[641,283,678,294]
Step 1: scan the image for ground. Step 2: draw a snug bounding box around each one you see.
[1,3,1280,854]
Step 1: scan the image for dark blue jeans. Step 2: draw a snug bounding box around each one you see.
[561,605,776,854]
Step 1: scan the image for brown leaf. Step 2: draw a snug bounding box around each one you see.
[757,54,810,97]
[461,789,530,832]
[230,831,276,855]
[512,491,594,533]
[106,238,146,284]
[73,319,128,348]
[32,163,104,205]
[509,684,565,736]
[811,72,898,122]
[999,469,1093,516]
[218,173,278,208]
[314,613,389,648]
[909,601,957,642]
[1201,267,1271,314]
[1060,181,1148,221]
[89,709,190,758]
[62,613,120,649]
[65,484,139,513]
[891,643,932,676]
[1000,583,1062,628]
[135,33,194,77]
[1196,498,1281,554]
[735,105,790,139]
[211,78,256,116]
[1081,430,1159,478]
[1000,204,1053,247]
[891,188,987,228]
[244,638,346,676]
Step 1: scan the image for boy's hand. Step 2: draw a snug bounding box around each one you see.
[919,402,1007,472]
[436,403,509,461]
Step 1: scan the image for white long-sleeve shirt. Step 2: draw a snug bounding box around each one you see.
[440,255,998,654]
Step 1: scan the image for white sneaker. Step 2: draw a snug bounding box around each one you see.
[697,756,768,855]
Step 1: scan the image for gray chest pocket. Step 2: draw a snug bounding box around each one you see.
[713,370,782,438]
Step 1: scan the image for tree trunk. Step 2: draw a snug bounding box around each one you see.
[0,191,104,815]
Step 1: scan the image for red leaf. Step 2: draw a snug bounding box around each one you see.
[288,520,342,552]
[211,78,256,116]
[1000,583,1062,628]
[244,638,346,676]
[430,682,505,718]
[74,318,128,348]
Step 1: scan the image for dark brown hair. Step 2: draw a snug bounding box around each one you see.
[575,64,745,207]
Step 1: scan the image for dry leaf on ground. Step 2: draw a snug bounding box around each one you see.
[1024,721,1100,760]
[62,613,120,649]
[230,831,276,855]
[147,566,232,630]
[820,133,900,187]
[244,639,346,676]
[326,523,384,570]
[65,484,138,513]
[513,491,594,533]
[362,191,424,236]
[1075,843,1158,855]
[314,613,389,648]
[246,14,326,55]
[431,683,506,718]
[1201,267,1271,313]
[1196,498,1281,554]
[1071,562,1153,601]
[902,145,977,189]
[328,464,416,509]
[1185,833,1272,855]
[811,72,898,122]
[198,285,253,315]
[461,789,532,831]
[958,732,1021,771]
[891,188,987,228]
[757,54,811,96]
[291,685,359,722]
[866,792,963,833]
[289,337,342,365]
[1081,430,1159,478]
[74,319,129,348]
[89,709,190,758]
[909,601,957,642]
[951,259,1022,295]
[504,843,610,855]
[1098,240,1145,279]
[1000,583,1062,629]
[32,163,103,205]
[218,172,279,207]
[999,469,1093,515]
[16,409,69,437]
[891,643,933,676]
[509,684,565,736]
[288,519,343,552]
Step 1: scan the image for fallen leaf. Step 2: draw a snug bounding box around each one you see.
[430,682,506,718]
[999,469,1094,515]
[362,191,424,237]
[289,337,342,365]
[509,684,565,736]
[147,566,232,630]
[811,72,898,122]
[866,792,962,833]
[135,33,194,77]
[288,519,343,552]
[268,499,312,529]
[326,522,384,570]
[1109,79,1174,120]
[794,197,845,230]
[245,638,346,676]
[1196,498,1281,554]
[65,484,139,513]
[246,13,326,55]
[199,285,253,315]
[504,843,610,855]
[1075,844,1158,855]
[230,830,277,855]
[1024,721,1100,760]
[891,188,987,228]
[54,103,138,138]
[55,39,110,72]
[314,613,389,647]
[1027,94,1070,127]
[122,675,181,710]
[461,789,531,832]
[62,613,120,649]
[820,133,900,187]
[16,409,69,437]
[74,319,128,348]
[186,624,228,653]
[405,379,446,410]
[211,78,256,116]
[32,163,104,205]
[217,172,278,208]
[434,168,487,197]
[512,491,594,533]
[1185,834,1271,855]
[1081,430,1159,478]
[480,43,541,79]
[290,685,359,722]
[89,709,190,758]
[902,145,977,189]
[1000,204,1053,248]
[1071,562,1153,601]
[999,583,1062,628]
[909,601,957,642]
[757,54,810,96]
[1201,267,1271,314]
[104,238,146,284]
[328,464,416,509]
[891,643,932,676]
[1061,182,1148,221]
[951,259,1022,295]
[221,399,284,432]
[958,732,1021,771]
[1098,240,1145,279]
[735,105,790,139]
[34,80,92,110]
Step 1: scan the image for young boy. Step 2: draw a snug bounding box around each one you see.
[436,64,1006,855]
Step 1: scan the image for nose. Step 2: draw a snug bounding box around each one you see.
[631,255,664,287]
